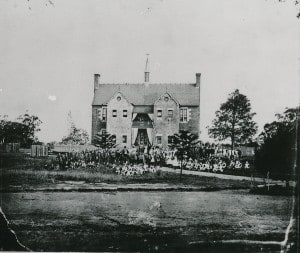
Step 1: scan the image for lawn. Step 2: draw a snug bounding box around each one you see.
[0,153,252,191]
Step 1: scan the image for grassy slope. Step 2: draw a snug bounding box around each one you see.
[0,153,252,190]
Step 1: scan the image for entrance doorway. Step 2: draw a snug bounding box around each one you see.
[134,129,149,146]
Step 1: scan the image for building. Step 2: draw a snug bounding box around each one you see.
[91,61,201,148]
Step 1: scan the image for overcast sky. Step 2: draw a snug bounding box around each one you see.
[0,0,299,143]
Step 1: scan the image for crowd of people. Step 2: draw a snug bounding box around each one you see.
[51,146,167,171]
[49,144,252,176]
[174,157,250,173]
[113,163,159,176]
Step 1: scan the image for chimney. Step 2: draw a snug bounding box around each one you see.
[196,73,201,87]
[144,54,150,83]
[94,74,100,91]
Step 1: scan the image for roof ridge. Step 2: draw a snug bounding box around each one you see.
[92,82,200,106]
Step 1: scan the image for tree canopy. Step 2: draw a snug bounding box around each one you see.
[255,107,298,180]
[168,130,199,180]
[0,113,42,147]
[61,112,89,145]
[208,89,258,150]
[61,125,89,145]
[93,131,116,149]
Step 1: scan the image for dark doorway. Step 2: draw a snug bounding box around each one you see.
[135,129,149,146]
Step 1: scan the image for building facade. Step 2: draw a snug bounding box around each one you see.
[91,69,201,148]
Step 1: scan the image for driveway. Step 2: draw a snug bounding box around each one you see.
[159,166,288,184]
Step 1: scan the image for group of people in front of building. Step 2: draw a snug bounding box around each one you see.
[49,144,252,176]
[52,146,166,171]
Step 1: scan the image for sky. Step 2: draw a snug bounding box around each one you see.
[0,0,299,143]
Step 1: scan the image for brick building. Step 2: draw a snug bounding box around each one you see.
[91,64,201,148]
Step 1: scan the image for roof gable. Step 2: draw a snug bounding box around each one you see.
[154,91,179,105]
[107,91,131,106]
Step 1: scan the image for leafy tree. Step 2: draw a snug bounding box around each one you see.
[255,107,298,182]
[93,131,116,150]
[61,111,89,145]
[17,113,42,146]
[168,130,199,181]
[0,113,42,147]
[208,89,258,150]
[61,125,89,145]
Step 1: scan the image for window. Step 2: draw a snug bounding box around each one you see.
[117,96,121,101]
[102,107,107,121]
[168,109,173,117]
[101,129,106,135]
[122,135,127,143]
[112,110,117,117]
[168,135,174,144]
[157,109,162,118]
[156,135,162,145]
[97,108,102,119]
[123,109,128,117]
[180,108,188,123]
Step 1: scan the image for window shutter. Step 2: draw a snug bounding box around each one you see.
[97,108,102,119]
[187,108,192,122]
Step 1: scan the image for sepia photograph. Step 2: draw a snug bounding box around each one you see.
[0,0,299,252]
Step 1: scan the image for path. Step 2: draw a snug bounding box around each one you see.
[159,166,287,184]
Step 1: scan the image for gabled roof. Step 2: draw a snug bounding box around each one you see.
[92,83,199,106]
[154,91,179,105]
[106,91,131,106]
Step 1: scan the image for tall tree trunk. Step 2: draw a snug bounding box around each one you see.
[180,160,183,182]
[231,109,236,151]
[231,135,235,151]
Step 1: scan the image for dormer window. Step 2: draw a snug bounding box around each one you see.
[157,109,162,118]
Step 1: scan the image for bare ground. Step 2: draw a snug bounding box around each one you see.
[1,190,294,252]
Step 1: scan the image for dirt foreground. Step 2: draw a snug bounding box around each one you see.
[1,189,294,252]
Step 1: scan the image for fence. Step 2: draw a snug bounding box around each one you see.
[52,144,98,153]
[212,145,255,158]
[0,143,20,153]
[237,146,255,157]
[31,145,48,157]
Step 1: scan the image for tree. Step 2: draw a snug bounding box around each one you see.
[255,107,298,182]
[208,89,258,150]
[61,125,89,145]
[17,113,42,146]
[61,111,89,145]
[168,130,199,181]
[0,113,42,147]
[93,131,116,149]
